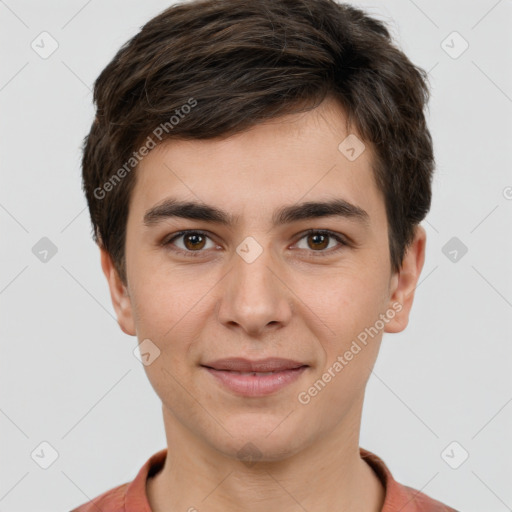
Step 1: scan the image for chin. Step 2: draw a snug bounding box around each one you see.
[208,419,310,464]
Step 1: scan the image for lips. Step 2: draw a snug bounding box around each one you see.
[201,358,309,396]
[201,357,308,373]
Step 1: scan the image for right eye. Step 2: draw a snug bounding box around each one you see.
[162,230,218,257]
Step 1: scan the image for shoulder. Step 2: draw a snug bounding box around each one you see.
[397,482,460,511]
[69,482,129,512]
[398,482,460,511]
[68,448,167,512]
[359,447,460,512]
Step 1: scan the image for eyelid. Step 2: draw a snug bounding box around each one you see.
[161,229,217,257]
[162,229,349,257]
[293,229,349,252]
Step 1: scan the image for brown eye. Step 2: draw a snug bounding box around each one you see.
[182,232,206,251]
[306,232,329,250]
[294,230,347,255]
[163,230,216,257]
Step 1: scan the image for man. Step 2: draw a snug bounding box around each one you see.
[72,0,458,510]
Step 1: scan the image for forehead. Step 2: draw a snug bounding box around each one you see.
[129,97,385,229]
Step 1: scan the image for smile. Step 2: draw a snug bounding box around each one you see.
[202,366,308,397]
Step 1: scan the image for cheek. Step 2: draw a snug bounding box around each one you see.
[300,277,387,411]
[301,268,390,390]
[128,263,219,373]
[129,277,202,396]
[132,284,198,343]
[305,265,389,332]
[128,250,200,332]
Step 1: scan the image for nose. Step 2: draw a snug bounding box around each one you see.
[216,240,293,337]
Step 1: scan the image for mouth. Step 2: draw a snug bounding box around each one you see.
[200,358,309,397]
[201,357,308,372]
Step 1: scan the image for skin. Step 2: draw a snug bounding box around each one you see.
[101,96,426,512]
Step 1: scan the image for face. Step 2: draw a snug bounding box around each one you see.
[102,97,425,462]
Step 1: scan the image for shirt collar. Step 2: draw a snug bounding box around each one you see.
[124,447,450,512]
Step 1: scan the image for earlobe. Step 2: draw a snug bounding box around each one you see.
[100,248,136,336]
[384,225,427,334]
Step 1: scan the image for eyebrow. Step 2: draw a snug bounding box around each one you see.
[143,197,370,228]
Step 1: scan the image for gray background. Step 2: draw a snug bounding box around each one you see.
[1,1,511,510]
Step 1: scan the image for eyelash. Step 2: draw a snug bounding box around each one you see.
[162,229,348,258]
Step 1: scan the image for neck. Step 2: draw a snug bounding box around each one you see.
[147,404,385,512]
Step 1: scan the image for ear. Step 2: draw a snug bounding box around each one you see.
[100,248,136,336]
[384,224,427,333]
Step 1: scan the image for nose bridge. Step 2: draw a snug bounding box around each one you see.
[217,236,292,333]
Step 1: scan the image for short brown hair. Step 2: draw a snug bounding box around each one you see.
[82,0,434,283]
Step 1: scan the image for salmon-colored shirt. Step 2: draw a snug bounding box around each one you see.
[70,447,458,511]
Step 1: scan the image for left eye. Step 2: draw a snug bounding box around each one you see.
[163,229,346,257]
[294,230,346,254]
